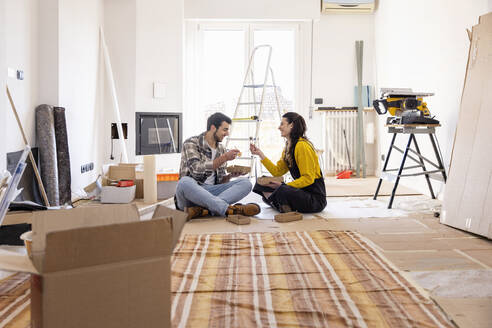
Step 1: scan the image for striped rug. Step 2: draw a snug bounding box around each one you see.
[172,231,454,327]
[0,272,30,328]
[0,231,453,327]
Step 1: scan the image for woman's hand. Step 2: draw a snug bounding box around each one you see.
[249,144,265,160]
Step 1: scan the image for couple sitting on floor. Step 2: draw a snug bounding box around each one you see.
[175,112,327,220]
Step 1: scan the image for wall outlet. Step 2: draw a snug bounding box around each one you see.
[80,162,94,174]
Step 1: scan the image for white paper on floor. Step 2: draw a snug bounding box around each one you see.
[241,189,439,220]
[319,195,440,219]
[320,198,407,218]
[0,245,27,280]
[409,270,492,298]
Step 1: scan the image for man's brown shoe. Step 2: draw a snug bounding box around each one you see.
[227,203,261,216]
[185,206,209,220]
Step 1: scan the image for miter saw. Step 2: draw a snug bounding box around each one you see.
[373,88,440,125]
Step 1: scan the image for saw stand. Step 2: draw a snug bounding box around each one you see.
[374,124,447,209]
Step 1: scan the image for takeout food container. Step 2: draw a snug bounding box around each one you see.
[257,176,284,186]
[226,165,251,175]
[20,231,33,258]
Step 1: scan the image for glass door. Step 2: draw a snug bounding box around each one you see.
[198,25,247,128]
[251,24,297,166]
[187,22,300,170]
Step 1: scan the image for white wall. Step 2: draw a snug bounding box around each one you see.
[0,0,5,172]
[38,0,58,105]
[374,0,489,196]
[185,0,319,20]
[104,0,184,169]
[4,0,39,158]
[102,0,136,164]
[136,0,183,112]
[1,0,106,194]
[58,0,105,189]
[311,13,376,174]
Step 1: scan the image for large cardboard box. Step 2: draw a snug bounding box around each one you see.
[0,204,188,328]
[442,13,492,239]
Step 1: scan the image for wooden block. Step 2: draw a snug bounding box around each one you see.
[226,214,251,225]
[274,212,303,223]
[144,155,157,204]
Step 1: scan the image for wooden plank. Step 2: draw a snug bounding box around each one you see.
[442,12,492,239]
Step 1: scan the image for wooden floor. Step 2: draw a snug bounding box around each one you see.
[2,177,491,327]
[182,192,492,328]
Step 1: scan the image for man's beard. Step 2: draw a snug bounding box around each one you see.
[214,131,222,143]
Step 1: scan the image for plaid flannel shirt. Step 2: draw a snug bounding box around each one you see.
[179,132,227,184]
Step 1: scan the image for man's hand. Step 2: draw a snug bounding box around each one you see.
[221,172,242,183]
[223,149,241,161]
[214,149,240,169]
[267,181,282,189]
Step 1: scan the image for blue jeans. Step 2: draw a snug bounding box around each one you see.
[175,176,252,216]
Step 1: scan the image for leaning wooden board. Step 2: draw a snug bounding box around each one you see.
[442,13,492,239]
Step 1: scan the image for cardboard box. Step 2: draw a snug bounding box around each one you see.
[0,204,188,328]
[442,13,492,239]
[103,165,144,199]
[157,181,177,200]
[100,185,136,203]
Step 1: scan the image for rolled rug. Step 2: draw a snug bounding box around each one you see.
[53,107,71,205]
[36,104,59,206]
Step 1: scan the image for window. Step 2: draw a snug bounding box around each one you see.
[185,21,309,167]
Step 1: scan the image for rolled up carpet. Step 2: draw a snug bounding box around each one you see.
[53,107,71,205]
[36,104,59,206]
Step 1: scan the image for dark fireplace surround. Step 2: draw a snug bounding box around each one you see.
[135,112,182,156]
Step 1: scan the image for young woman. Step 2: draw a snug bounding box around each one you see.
[250,112,326,213]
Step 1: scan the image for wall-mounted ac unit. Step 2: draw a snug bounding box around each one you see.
[321,0,375,14]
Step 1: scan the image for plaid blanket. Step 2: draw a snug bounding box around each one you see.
[172,231,453,327]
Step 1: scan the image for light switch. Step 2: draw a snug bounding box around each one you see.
[153,82,166,99]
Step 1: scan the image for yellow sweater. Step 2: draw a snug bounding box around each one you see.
[261,138,321,189]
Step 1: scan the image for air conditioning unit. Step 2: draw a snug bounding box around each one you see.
[321,0,375,14]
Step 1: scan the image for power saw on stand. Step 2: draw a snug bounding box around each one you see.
[373,88,440,125]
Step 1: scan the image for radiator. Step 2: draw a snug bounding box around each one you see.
[323,110,371,175]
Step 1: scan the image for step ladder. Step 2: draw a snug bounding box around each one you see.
[226,45,284,177]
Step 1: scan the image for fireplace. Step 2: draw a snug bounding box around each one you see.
[135,112,182,155]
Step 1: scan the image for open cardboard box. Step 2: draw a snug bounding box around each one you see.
[0,204,188,328]
[103,164,144,200]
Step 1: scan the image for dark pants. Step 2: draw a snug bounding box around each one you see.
[253,183,326,213]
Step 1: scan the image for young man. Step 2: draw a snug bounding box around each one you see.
[175,112,260,219]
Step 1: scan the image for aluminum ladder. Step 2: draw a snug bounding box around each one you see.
[225,45,283,177]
